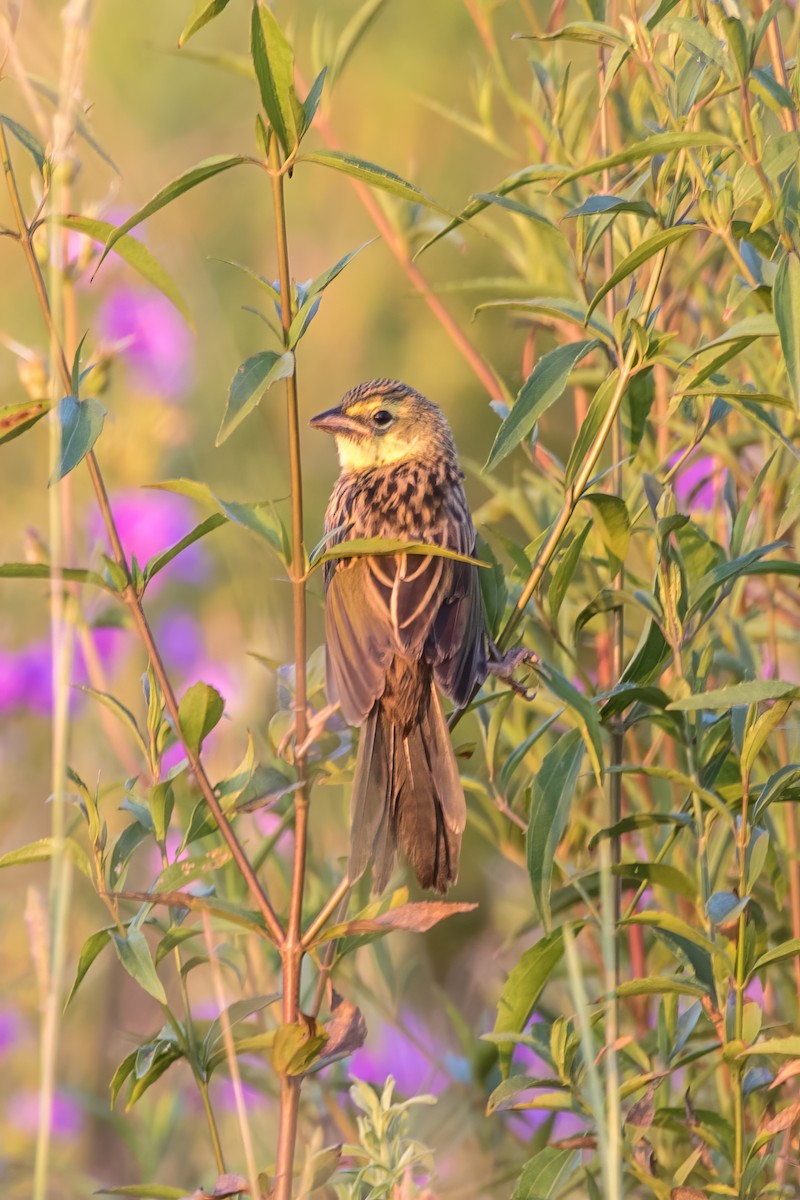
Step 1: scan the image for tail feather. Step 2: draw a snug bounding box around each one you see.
[349,683,465,894]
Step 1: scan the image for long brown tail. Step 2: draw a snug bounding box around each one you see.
[349,681,466,894]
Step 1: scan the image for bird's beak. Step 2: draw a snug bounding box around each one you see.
[309,405,363,438]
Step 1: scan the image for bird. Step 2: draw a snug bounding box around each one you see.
[310,379,491,895]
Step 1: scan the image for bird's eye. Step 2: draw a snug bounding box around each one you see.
[372,409,394,428]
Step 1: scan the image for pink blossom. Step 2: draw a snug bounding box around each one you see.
[90,491,209,585]
[97,285,193,398]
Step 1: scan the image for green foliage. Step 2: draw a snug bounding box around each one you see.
[1,0,800,1197]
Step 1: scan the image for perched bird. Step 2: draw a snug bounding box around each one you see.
[310,380,491,894]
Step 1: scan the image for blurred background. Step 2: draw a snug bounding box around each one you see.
[0,1,563,1195]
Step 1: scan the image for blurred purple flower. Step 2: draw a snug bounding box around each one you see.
[90,491,209,584]
[0,1007,26,1055]
[507,1041,586,1141]
[8,1090,84,1139]
[157,612,204,677]
[98,285,193,398]
[213,1074,268,1113]
[0,627,127,716]
[350,1009,449,1096]
[670,452,724,513]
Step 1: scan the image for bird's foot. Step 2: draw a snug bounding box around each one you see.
[278,701,341,763]
[487,643,540,700]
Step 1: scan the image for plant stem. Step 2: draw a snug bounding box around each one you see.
[733,763,750,1187]
[0,126,285,949]
[268,135,310,1200]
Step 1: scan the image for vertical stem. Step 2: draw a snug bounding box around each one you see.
[598,41,622,1200]
[733,766,750,1186]
[268,141,310,1200]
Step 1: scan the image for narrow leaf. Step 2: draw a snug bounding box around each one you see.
[56,216,193,326]
[95,157,253,273]
[111,926,167,1004]
[298,149,450,216]
[216,350,294,445]
[179,0,233,47]
[527,730,585,930]
[511,1147,578,1200]
[587,225,695,320]
[484,340,597,471]
[251,0,298,156]
[0,113,46,173]
[493,928,569,1077]
[50,395,106,484]
[774,252,800,411]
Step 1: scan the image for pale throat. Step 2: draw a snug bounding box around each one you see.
[335,430,426,471]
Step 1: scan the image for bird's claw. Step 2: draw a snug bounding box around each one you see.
[487,644,540,700]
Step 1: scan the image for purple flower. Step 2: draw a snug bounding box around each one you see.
[350,1009,449,1096]
[157,612,204,677]
[0,1007,26,1054]
[212,1076,268,1113]
[670,452,724,513]
[0,627,127,716]
[8,1090,84,1139]
[97,285,193,398]
[90,491,209,585]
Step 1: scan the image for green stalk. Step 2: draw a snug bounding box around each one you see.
[733,764,750,1186]
[267,135,311,1200]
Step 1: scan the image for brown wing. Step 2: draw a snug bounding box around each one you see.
[323,468,487,722]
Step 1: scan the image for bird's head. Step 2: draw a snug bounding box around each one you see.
[310,380,455,471]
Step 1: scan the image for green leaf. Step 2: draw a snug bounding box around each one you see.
[586,225,695,320]
[774,253,800,412]
[329,0,390,85]
[311,538,488,571]
[548,521,591,621]
[78,687,149,760]
[473,192,558,229]
[95,1187,187,1199]
[707,891,749,926]
[251,0,298,157]
[179,0,233,46]
[565,370,619,488]
[111,926,167,1004]
[589,811,691,848]
[55,216,193,327]
[306,239,375,302]
[511,1147,578,1200]
[0,399,50,446]
[95,156,253,273]
[216,350,294,445]
[527,730,585,930]
[0,836,92,879]
[493,928,568,1077]
[298,149,450,216]
[738,1037,800,1057]
[484,340,597,472]
[689,541,787,614]
[0,562,107,587]
[539,667,603,785]
[582,493,630,564]
[668,680,800,711]
[143,513,226,584]
[557,131,731,186]
[0,113,46,173]
[416,163,569,256]
[476,295,614,345]
[178,682,224,755]
[751,937,800,975]
[301,67,327,136]
[50,395,105,484]
[565,194,656,219]
[66,927,114,1008]
[752,764,800,821]
[216,499,288,559]
[517,20,626,44]
[272,1018,328,1075]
